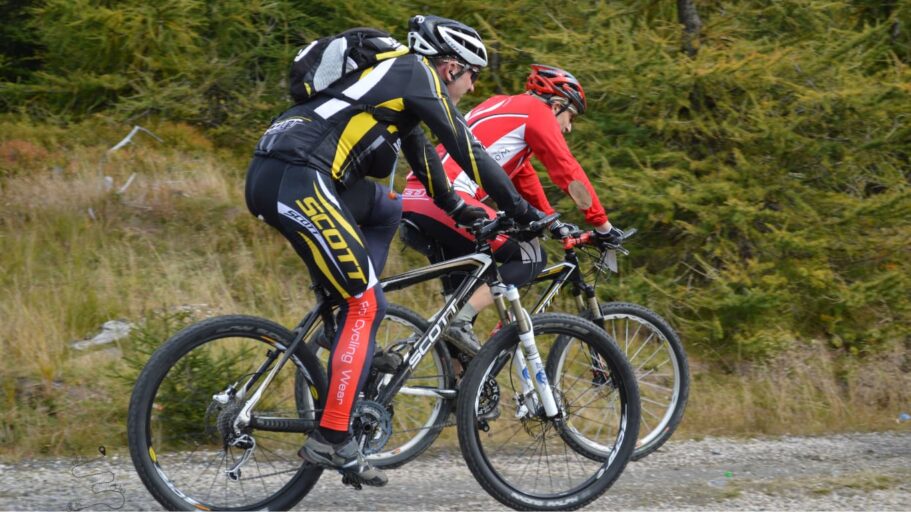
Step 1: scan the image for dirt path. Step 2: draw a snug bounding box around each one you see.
[2,432,908,510]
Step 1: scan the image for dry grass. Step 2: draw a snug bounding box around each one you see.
[1,118,908,459]
[679,339,911,438]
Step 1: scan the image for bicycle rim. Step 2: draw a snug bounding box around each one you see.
[600,307,685,456]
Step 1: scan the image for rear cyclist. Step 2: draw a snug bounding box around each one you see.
[402,64,624,349]
[245,15,542,487]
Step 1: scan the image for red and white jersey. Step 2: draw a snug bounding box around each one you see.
[405,93,608,226]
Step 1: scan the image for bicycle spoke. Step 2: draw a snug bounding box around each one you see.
[204,450,225,504]
[255,443,297,466]
[639,379,673,393]
[252,453,269,495]
[632,342,665,373]
[185,446,223,490]
[626,329,656,360]
[641,395,669,408]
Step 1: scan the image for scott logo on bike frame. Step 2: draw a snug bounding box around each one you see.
[407,300,460,368]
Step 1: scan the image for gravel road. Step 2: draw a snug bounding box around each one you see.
[2,431,909,510]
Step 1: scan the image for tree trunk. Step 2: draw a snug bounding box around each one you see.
[677,0,702,57]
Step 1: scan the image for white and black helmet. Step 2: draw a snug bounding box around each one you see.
[407,15,488,67]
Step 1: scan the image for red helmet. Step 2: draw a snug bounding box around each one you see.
[525,64,587,115]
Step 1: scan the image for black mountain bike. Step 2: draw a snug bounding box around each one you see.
[128,214,641,511]
[323,222,688,466]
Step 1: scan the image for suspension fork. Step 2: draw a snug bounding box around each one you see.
[492,284,560,418]
[570,277,612,385]
[578,284,604,328]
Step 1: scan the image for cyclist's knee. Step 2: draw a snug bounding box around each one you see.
[373,184,403,229]
[345,284,384,318]
[373,286,388,317]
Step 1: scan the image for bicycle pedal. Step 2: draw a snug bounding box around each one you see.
[340,472,363,490]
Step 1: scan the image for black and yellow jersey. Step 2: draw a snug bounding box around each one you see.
[255,52,530,216]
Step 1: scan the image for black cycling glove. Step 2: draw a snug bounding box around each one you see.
[447,199,489,227]
[512,203,547,225]
[594,226,625,247]
[548,220,580,239]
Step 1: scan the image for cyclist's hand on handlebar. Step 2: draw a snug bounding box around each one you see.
[548,220,581,239]
[512,204,547,225]
[594,225,625,247]
[451,202,489,227]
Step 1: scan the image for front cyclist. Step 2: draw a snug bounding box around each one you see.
[245,15,542,487]
[402,64,624,349]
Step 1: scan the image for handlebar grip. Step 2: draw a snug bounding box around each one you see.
[472,213,511,241]
[529,212,560,232]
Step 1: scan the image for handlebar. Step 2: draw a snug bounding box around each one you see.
[471,212,561,242]
[562,227,637,253]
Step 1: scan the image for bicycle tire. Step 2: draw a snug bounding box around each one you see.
[305,303,456,469]
[553,302,688,460]
[456,313,640,511]
[128,315,327,511]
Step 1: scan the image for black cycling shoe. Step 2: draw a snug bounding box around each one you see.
[298,431,388,487]
[444,319,481,356]
[372,349,403,374]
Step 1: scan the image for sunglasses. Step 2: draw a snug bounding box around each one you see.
[553,101,579,119]
[465,65,481,84]
[448,61,481,84]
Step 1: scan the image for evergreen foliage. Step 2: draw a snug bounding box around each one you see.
[1,0,909,363]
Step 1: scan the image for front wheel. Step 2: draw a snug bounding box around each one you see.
[456,313,640,511]
[558,302,689,460]
[128,315,327,510]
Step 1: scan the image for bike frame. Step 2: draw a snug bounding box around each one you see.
[527,243,606,325]
[232,253,501,434]
[235,218,567,434]
[376,252,495,404]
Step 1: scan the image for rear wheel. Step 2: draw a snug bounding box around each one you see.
[128,315,327,510]
[456,313,640,511]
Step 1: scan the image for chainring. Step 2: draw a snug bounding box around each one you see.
[351,400,393,455]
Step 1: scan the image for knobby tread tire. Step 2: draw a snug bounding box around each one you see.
[456,313,640,511]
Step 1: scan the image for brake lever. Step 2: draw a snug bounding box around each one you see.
[602,244,630,256]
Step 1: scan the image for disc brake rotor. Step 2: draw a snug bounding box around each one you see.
[478,376,500,417]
